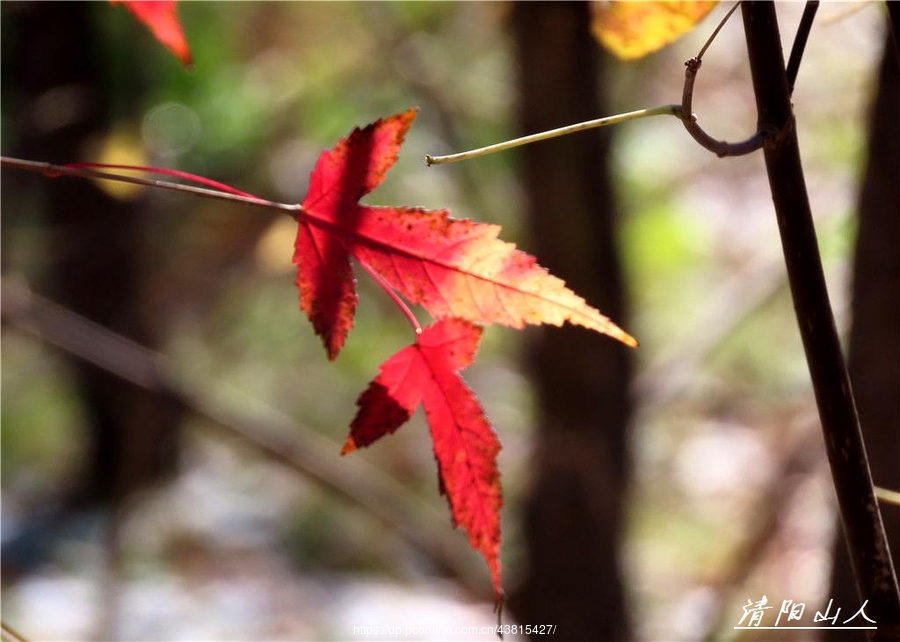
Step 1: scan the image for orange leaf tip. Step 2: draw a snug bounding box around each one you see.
[340,437,357,456]
[115,0,193,66]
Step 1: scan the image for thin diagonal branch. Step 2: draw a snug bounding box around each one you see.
[1,621,28,642]
[425,105,681,166]
[0,277,490,597]
[1,156,300,217]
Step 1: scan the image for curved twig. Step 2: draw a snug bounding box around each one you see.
[679,57,767,157]
[0,277,489,597]
[674,1,767,157]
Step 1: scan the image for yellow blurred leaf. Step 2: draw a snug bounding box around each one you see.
[255,216,298,275]
[82,127,147,201]
[591,1,718,60]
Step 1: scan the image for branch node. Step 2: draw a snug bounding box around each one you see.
[759,118,794,151]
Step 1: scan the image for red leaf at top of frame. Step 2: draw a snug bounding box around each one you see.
[114,0,192,66]
[343,319,502,597]
[293,108,636,360]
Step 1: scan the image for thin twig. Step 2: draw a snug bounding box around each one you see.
[786,1,821,93]
[1,157,301,217]
[819,2,869,27]
[876,486,900,507]
[425,105,681,166]
[1,621,28,642]
[696,2,742,61]
[67,162,259,198]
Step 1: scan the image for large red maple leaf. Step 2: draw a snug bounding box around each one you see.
[50,108,636,599]
[343,319,502,597]
[293,108,637,360]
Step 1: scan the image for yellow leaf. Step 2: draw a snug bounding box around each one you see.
[591,1,718,60]
[255,216,299,275]
[82,127,147,201]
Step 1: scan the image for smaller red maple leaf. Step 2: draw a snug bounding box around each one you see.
[343,318,502,597]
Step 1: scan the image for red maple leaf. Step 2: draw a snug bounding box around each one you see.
[288,108,639,597]
[54,109,636,599]
[294,108,636,360]
[114,0,192,66]
[343,319,502,597]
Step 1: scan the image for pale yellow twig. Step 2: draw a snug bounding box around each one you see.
[425,105,681,166]
[875,486,900,506]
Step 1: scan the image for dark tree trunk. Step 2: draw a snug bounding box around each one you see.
[825,26,900,642]
[509,2,633,640]
[2,2,181,513]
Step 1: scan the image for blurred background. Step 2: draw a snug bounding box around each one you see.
[1,2,896,641]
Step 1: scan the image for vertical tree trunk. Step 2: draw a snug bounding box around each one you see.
[826,26,900,642]
[510,3,633,640]
[2,2,181,513]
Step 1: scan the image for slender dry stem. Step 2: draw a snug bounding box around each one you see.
[1,157,300,216]
[425,105,681,166]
